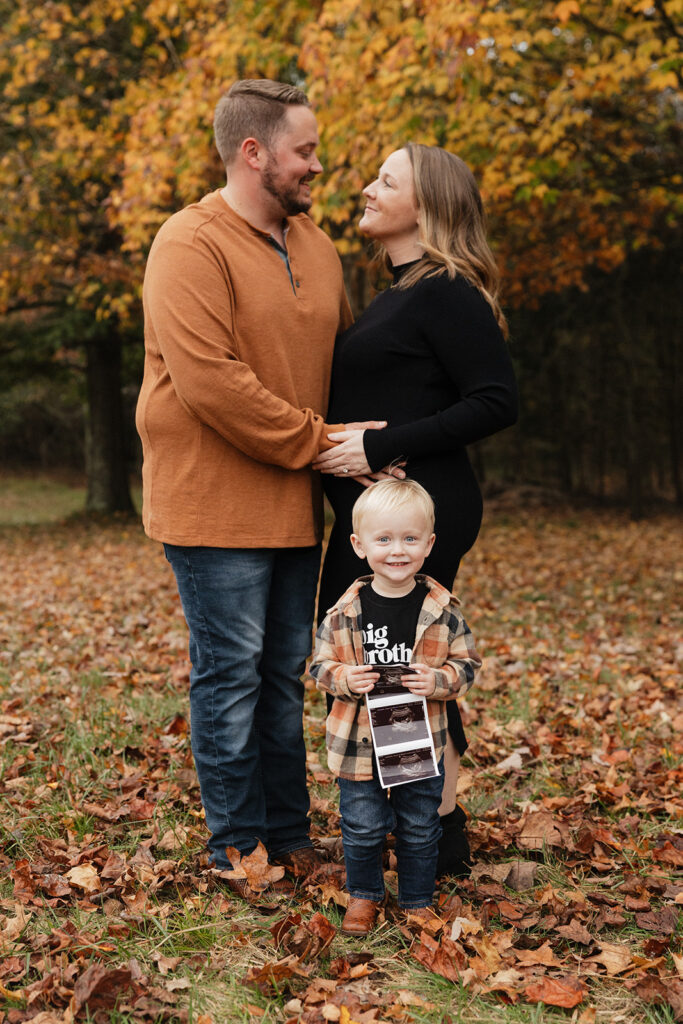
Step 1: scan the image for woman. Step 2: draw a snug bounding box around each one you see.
[313,144,518,876]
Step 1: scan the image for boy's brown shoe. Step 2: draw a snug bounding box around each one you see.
[341,897,382,936]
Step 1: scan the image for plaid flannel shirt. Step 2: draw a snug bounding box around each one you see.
[309,574,481,781]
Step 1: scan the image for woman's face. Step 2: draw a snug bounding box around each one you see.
[358,149,419,247]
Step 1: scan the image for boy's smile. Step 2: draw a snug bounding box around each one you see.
[350,506,435,597]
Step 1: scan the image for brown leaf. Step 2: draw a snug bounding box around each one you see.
[100,851,127,881]
[224,842,285,892]
[10,859,36,903]
[624,895,651,911]
[635,906,679,935]
[270,913,302,946]
[635,977,683,1021]
[514,941,561,967]
[126,797,156,821]
[162,713,188,735]
[71,963,134,1015]
[411,932,466,982]
[586,941,633,975]
[480,967,524,1000]
[517,811,568,850]
[555,919,593,945]
[36,873,72,898]
[524,974,587,1008]
[505,860,540,891]
[65,863,101,893]
[156,826,189,852]
[242,954,306,995]
[82,800,127,822]
[306,912,337,954]
[471,860,538,891]
[652,836,683,867]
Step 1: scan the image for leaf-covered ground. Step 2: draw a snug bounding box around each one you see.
[1,500,681,1024]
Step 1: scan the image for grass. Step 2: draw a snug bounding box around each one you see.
[0,471,142,525]
[0,480,681,1023]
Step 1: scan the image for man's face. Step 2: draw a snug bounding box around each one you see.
[261,106,323,216]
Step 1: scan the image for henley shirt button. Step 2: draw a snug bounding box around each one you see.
[295,280,300,287]
[362,737,368,743]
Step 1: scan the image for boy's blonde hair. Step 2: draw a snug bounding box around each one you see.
[351,478,435,534]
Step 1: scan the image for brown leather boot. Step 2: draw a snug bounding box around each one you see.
[341,897,382,936]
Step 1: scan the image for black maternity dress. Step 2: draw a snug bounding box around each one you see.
[318,262,518,754]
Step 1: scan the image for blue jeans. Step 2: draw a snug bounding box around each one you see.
[164,543,321,869]
[338,759,444,909]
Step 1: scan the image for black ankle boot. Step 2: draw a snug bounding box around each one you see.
[436,804,472,879]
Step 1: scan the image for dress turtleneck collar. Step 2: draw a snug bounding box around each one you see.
[390,257,425,284]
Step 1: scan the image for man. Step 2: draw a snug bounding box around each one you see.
[136,79,380,894]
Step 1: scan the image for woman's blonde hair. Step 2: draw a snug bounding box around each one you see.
[381,144,508,338]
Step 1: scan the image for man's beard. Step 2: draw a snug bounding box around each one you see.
[262,158,312,216]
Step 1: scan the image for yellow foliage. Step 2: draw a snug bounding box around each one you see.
[0,0,680,318]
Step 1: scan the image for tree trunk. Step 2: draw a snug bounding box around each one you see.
[85,330,135,514]
[612,271,646,521]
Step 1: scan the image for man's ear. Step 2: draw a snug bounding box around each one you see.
[350,534,366,560]
[240,137,263,170]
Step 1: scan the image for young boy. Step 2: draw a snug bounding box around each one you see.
[309,478,481,935]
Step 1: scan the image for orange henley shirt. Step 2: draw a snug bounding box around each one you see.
[136,190,352,548]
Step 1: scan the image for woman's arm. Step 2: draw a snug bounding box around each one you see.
[362,277,518,472]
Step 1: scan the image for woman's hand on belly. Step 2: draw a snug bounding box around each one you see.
[312,429,371,476]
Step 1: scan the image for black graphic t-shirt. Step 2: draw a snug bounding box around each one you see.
[359,582,427,665]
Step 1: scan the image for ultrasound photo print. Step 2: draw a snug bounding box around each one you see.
[377,746,438,788]
[369,701,430,748]
[371,664,411,697]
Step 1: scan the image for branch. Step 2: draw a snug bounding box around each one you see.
[653,0,683,43]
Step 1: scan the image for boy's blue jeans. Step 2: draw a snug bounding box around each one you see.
[164,543,321,869]
[338,758,444,909]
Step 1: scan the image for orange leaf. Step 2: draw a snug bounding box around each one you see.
[524,974,587,1008]
[224,841,285,892]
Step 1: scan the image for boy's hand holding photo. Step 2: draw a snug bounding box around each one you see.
[345,664,380,695]
[401,662,437,697]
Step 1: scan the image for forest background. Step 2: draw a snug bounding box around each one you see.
[0,0,681,519]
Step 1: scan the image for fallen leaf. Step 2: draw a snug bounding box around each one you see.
[66,863,101,893]
[71,963,134,1015]
[481,967,524,1000]
[411,932,466,982]
[514,941,561,967]
[635,906,679,935]
[517,811,568,850]
[586,941,633,975]
[524,974,587,1008]
[156,826,189,852]
[555,919,593,945]
[224,841,285,892]
[450,916,483,941]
